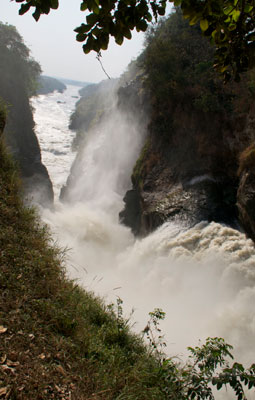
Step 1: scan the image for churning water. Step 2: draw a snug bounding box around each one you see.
[33,86,255,398]
[31,86,79,199]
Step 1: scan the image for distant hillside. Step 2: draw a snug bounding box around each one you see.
[57,77,90,87]
[78,78,117,98]
[36,75,67,95]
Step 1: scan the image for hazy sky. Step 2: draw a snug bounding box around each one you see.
[2,0,146,83]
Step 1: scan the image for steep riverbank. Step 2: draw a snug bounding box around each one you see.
[0,119,166,400]
[0,22,53,207]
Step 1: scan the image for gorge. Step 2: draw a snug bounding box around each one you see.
[2,9,255,399]
[33,80,255,382]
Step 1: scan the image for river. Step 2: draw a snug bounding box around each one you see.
[32,86,255,399]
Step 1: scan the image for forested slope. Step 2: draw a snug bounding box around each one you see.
[0,22,53,206]
[36,75,66,95]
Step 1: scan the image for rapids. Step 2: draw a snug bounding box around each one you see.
[32,86,255,399]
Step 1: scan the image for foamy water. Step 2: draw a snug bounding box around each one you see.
[33,87,255,399]
[31,85,79,199]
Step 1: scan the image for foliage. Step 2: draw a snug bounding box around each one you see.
[143,308,167,359]
[0,22,41,97]
[13,0,255,79]
[177,0,255,81]
[144,310,255,399]
[142,10,236,118]
[36,75,66,95]
[0,22,45,183]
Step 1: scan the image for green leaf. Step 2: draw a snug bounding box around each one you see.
[158,7,165,16]
[32,9,41,21]
[83,44,91,54]
[91,0,100,14]
[19,3,31,15]
[76,33,87,42]
[145,12,152,22]
[50,0,59,9]
[86,13,99,25]
[200,19,209,31]
[100,36,109,50]
[123,28,132,39]
[232,10,241,22]
[223,6,234,15]
[81,2,88,11]
[136,19,148,32]
[115,34,124,45]
[244,5,253,13]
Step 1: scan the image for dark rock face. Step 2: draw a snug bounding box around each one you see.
[121,148,239,236]
[122,179,238,236]
[119,189,142,236]
[237,171,255,241]
[120,88,254,236]
[2,94,54,207]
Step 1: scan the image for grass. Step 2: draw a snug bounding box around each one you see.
[0,140,167,399]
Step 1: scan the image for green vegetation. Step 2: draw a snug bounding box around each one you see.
[0,138,163,399]
[0,22,53,206]
[138,9,255,152]
[0,21,42,166]
[132,138,152,187]
[36,75,67,95]
[142,10,235,115]
[0,22,41,98]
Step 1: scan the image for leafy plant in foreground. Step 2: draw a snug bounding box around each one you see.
[144,309,255,399]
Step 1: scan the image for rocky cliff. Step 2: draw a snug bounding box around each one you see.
[0,22,53,207]
[120,87,255,235]
[119,11,255,238]
[2,93,54,207]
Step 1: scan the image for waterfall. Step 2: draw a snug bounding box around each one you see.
[33,87,255,399]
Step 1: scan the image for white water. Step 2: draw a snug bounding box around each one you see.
[32,88,255,399]
[31,85,79,199]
